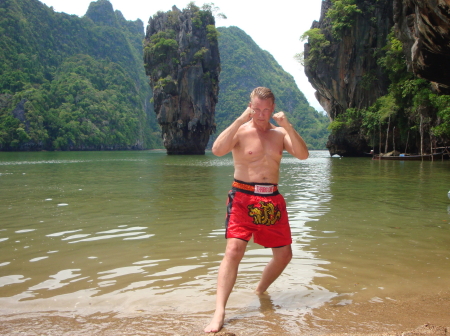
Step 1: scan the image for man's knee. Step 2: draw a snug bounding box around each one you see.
[224,239,247,261]
[274,246,292,265]
[280,251,292,265]
[285,250,293,263]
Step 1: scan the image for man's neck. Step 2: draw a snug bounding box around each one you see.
[251,119,272,132]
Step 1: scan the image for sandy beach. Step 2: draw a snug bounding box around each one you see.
[1,291,448,335]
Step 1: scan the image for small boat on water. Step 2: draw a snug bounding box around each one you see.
[372,152,448,161]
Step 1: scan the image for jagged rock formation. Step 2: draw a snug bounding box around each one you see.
[304,0,450,156]
[393,0,450,93]
[304,0,394,156]
[85,0,118,26]
[144,5,220,155]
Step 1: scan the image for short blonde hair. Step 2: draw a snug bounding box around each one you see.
[250,87,275,104]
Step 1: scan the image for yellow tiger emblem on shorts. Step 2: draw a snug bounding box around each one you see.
[248,201,281,226]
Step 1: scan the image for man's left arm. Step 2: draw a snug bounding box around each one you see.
[273,112,309,160]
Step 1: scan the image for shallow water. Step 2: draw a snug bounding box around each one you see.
[0,150,449,335]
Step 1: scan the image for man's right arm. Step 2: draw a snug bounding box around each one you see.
[212,107,253,157]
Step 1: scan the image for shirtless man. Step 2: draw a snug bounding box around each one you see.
[204,87,309,333]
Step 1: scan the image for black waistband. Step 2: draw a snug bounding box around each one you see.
[232,179,279,196]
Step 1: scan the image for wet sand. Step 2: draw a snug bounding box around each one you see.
[1,292,448,335]
[307,292,450,335]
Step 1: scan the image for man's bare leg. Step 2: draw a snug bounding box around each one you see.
[255,245,292,295]
[204,238,247,333]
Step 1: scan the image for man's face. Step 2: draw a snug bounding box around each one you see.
[250,97,275,124]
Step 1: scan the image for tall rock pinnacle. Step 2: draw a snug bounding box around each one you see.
[144,5,221,155]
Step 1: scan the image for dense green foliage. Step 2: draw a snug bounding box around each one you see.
[1,0,328,151]
[297,0,360,69]
[0,0,161,150]
[215,26,330,150]
[301,0,450,154]
[326,0,362,39]
[328,30,450,153]
[297,28,331,70]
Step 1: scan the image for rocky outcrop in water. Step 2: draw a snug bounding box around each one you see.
[304,0,394,156]
[393,0,450,93]
[144,5,220,155]
[304,0,450,156]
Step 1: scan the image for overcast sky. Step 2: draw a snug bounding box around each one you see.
[39,0,324,111]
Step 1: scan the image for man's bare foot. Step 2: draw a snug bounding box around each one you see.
[254,287,269,295]
[204,310,225,333]
[255,289,269,296]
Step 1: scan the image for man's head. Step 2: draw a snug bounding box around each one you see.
[250,87,275,105]
[249,87,275,124]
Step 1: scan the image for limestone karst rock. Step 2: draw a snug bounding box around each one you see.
[303,0,394,156]
[144,5,220,155]
[393,0,450,93]
[304,0,450,156]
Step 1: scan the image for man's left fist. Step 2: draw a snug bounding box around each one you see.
[273,112,289,127]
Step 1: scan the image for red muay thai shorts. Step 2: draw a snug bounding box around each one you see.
[225,179,292,248]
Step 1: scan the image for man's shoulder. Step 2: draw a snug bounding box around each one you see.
[236,122,254,134]
[270,124,287,135]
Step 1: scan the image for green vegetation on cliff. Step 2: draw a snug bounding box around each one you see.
[326,0,362,38]
[303,0,449,155]
[216,26,329,150]
[0,0,161,150]
[1,0,328,151]
[328,30,450,153]
[298,28,331,70]
[143,3,220,155]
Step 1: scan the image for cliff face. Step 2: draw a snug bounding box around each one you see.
[394,0,450,93]
[304,0,394,156]
[304,0,450,156]
[144,6,220,155]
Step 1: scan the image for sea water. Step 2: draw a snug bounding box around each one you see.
[0,150,449,334]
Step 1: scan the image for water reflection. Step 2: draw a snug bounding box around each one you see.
[308,157,450,305]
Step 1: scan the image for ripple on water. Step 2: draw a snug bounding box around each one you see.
[69,232,150,244]
[0,160,93,166]
[96,227,148,234]
[27,269,82,291]
[45,226,155,244]
[15,229,36,233]
[47,230,83,237]
[0,275,30,287]
[62,234,91,241]
[29,256,49,262]
[124,234,155,240]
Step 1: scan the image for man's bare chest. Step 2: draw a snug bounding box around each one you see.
[238,133,283,159]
